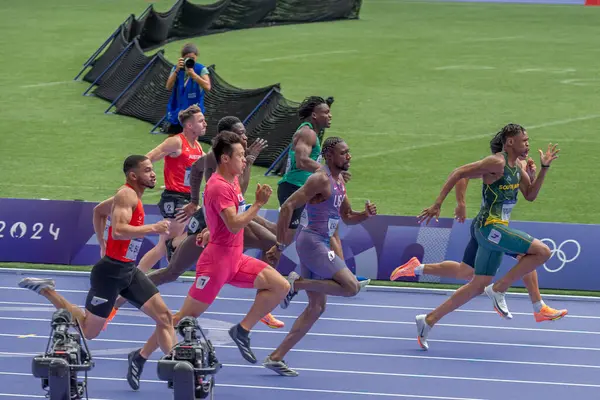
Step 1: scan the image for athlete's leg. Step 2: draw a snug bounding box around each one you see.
[110,227,204,316]
[415,245,503,350]
[481,224,550,315]
[127,249,227,390]
[282,231,359,305]
[128,294,210,390]
[19,278,106,339]
[227,256,290,363]
[264,290,325,376]
[243,221,285,329]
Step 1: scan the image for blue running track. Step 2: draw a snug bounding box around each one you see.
[0,270,598,400]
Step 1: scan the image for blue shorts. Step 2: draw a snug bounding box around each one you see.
[296,229,346,280]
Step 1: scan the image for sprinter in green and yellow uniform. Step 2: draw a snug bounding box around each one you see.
[412,123,560,350]
[277,97,332,243]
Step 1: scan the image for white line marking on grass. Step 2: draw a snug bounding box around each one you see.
[516,68,576,74]
[458,36,523,42]
[354,114,600,160]
[258,50,358,62]
[20,81,75,88]
[434,65,496,71]
[561,78,600,86]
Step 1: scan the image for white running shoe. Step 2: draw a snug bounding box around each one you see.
[484,284,513,319]
[415,314,431,351]
[18,277,55,294]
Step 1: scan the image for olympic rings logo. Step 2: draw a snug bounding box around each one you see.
[540,238,581,273]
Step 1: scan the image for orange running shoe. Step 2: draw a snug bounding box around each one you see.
[390,257,421,281]
[102,307,118,331]
[534,305,568,322]
[260,313,285,329]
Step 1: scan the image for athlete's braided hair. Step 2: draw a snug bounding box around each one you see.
[322,136,345,158]
[298,96,327,119]
[490,123,525,153]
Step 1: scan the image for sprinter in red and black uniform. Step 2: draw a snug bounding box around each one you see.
[135,104,207,274]
[19,156,177,374]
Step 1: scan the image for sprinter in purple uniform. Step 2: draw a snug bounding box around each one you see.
[263,136,378,376]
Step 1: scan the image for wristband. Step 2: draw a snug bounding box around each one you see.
[276,242,286,252]
[541,164,550,168]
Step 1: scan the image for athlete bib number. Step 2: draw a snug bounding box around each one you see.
[502,200,516,221]
[125,238,143,261]
[328,218,340,237]
[184,167,191,187]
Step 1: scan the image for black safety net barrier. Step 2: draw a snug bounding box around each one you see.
[243,90,301,171]
[201,67,279,143]
[113,53,174,125]
[113,63,279,139]
[92,39,156,104]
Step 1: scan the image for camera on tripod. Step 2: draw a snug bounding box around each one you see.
[184,57,195,69]
[157,316,222,400]
[32,309,94,400]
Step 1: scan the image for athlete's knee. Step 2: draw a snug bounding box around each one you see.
[306,302,326,320]
[468,277,489,295]
[257,267,290,296]
[458,263,474,280]
[340,279,360,297]
[529,240,551,261]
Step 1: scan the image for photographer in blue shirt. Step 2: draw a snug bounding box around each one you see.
[165,43,211,134]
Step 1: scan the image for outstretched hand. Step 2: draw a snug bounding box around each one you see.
[246,138,268,162]
[539,143,560,167]
[418,203,441,225]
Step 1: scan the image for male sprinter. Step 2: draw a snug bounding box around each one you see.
[110,116,284,329]
[127,132,290,388]
[276,97,368,288]
[18,156,176,360]
[277,96,331,243]
[414,123,559,350]
[264,137,377,376]
[135,104,206,273]
[392,132,567,322]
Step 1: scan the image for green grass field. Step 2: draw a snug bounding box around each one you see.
[1,0,600,293]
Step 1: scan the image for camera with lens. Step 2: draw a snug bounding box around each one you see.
[184,57,195,69]
[157,317,221,400]
[32,309,94,400]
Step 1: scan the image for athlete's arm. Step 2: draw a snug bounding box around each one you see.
[111,189,165,239]
[454,178,469,223]
[189,154,208,206]
[93,196,114,249]
[203,152,218,186]
[518,163,548,201]
[434,155,504,207]
[145,136,182,163]
[219,184,272,234]
[294,128,322,172]
[252,215,276,234]
[340,197,376,225]
[276,173,328,245]
[419,156,503,224]
[518,144,558,201]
